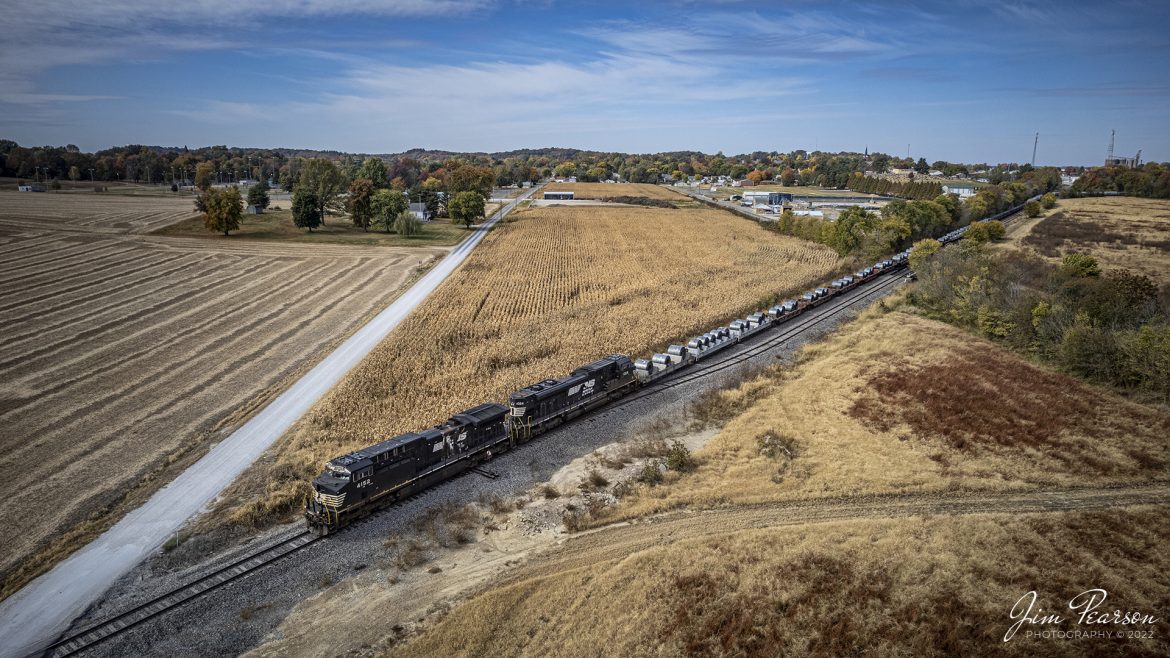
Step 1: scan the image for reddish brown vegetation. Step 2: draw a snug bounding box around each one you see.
[849,342,1170,473]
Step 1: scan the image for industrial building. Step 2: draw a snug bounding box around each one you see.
[543,191,574,200]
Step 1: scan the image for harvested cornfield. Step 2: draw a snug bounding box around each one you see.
[541,182,681,201]
[0,215,444,599]
[216,204,843,526]
[0,189,199,233]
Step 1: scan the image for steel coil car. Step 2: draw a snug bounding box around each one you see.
[303,213,996,534]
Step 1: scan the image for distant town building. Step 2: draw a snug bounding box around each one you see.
[17,184,45,192]
[543,191,574,200]
[942,184,977,199]
[743,191,792,206]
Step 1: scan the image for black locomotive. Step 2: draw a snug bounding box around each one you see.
[305,200,1027,536]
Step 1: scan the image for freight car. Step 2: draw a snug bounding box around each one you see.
[306,201,1032,535]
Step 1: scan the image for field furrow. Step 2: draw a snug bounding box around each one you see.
[0,193,441,595]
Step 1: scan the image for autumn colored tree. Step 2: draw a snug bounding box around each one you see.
[348,178,375,231]
[194,162,214,191]
[202,186,244,236]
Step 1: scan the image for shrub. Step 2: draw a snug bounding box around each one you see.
[50,179,62,190]
[540,484,561,499]
[757,430,799,459]
[1024,200,1042,218]
[636,461,665,486]
[908,238,942,273]
[1060,253,1101,278]
[665,440,697,472]
[966,221,1006,244]
[1041,192,1057,209]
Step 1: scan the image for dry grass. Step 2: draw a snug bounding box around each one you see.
[396,506,1170,657]
[1015,197,1170,283]
[213,203,843,528]
[0,208,441,600]
[541,182,682,201]
[586,311,1170,526]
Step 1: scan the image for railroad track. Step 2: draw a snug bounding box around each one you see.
[42,532,319,658]
[611,269,906,410]
[39,260,906,658]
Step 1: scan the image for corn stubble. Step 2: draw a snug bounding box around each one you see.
[221,205,840,525]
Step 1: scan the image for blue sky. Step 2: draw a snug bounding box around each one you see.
[1,0,1167,164]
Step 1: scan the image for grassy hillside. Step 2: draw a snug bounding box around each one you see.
[387,305,1170,657]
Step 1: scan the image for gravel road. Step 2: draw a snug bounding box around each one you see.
[0,187,540,658]
[60,270,906,657]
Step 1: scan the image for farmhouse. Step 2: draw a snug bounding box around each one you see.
[543,191,574,200]
[943,184,976,199]
[408,202,431,221]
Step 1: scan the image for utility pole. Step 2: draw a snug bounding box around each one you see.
[1031,132,1039,167]
[1106,129,1115,165]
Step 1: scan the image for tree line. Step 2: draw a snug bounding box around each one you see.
[765,168,1061,258]
[1069,163,1170,199]
[846,174,943,200]
[2,139,1038,192]
[910,242,1169,400]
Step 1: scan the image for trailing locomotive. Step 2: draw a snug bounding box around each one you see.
[306,200,1031,535]
[306,403,510,535]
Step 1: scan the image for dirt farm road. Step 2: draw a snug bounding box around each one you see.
[0,185,541,658]
[509,482,1170,585]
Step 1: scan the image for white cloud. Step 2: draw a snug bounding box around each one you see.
[0,0,492,108]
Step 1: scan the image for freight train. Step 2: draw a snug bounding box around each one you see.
[305,207,1014,535]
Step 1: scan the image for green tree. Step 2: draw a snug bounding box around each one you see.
[298,158,343,225]
[1041,192,1057,209]
[1024,199,1042,217]
[394,209,421,236]
[908,238,942,272]
[358,157,389,188]
[347,178,375,231]
[371,189,409,233]
[68,165,80,182]
[449,190,485,228]
[914,157,929,174]
[201,186,244,236]
[246,180,270,209]
[292,187,322,232]
[194,162,214,191]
